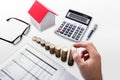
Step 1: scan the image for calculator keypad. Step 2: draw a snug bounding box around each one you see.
[55,21,85,42]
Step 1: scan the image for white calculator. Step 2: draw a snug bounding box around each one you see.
[55,9,92,42]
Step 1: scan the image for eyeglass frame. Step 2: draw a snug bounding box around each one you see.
[0,17,31,45]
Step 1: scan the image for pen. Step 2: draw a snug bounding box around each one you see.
[86,24,98,40]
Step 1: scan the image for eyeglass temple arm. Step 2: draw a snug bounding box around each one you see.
[6,17,30,26]
[0,38,13,43]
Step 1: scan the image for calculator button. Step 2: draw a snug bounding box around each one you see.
[56,30,60,32]
[72,36,75,39]
[56,28,62,32]
[62,21,66,25]
[60,26,63,28]
[65,25,68,27]
[69,26,71,29]
[74,25,77,28]
[66,23,70,27]
[69,25,73,28]
[75,31,78,34]
[64,32,67,35]
[67,28,70,31]
[73,25,76,27]
[77,27,81,30]
[62,30,65,32]
[60,25,64,28]
[60,21,66,28]
[66,31,69,34]
[80,30,83,33]
[64,28,67,31]
[60,31,64,34]
[62,28,65,30]
[68,34,71,37]
[65,25,68,28]
[70,24,73,26]
[58,27,62,30]
[77,35,80,38]
[76,30,79,33]
[63,21,66,24]
[68,32,72,36]
[78,33,81,36]
[70,30,74,32]
[69,32,72,35]
[81,28,84,31]
[75,37,79,40]
[72,33,77,39]
[68,27,71,29]
[75,35,80,40]
[72,27,76,31]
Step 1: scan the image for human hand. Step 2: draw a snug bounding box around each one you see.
[71,42,102,80]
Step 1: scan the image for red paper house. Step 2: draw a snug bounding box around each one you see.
[28,0,57,31]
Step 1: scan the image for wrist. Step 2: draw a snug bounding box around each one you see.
[85,74,102,80]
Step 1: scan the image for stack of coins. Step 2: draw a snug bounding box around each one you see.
[68,48,74,66]
[32,36,75,66]
[45,41,50,50]
[49,44,55,54]
[61,47,68,62]
[55,46,61,58]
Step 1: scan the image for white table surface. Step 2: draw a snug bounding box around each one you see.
[0,0,120,80]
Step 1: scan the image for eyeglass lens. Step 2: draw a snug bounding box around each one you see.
[13,27,30,45]
[22,27,30,35]
[13,36,22,45]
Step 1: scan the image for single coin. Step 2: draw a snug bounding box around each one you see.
[45,41,50,50]
[36,37,41,44]
[32,36,38,41]
[40,39,45,46]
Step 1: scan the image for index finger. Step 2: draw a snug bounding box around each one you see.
[73,42,87,48]
[73,42,97,56]
[73,42,96,50]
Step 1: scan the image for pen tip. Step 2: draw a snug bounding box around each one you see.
[94,24,98,27]
[86,38,89,41]
[94,24,98,28]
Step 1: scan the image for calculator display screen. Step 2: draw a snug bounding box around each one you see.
[66,10,92,26]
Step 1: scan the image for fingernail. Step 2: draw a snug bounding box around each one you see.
[71,47,78,58]
[71,46,76,52]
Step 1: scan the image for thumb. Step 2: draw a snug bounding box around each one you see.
[71,47,83,65]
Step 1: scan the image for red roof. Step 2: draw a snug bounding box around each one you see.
[28,0,57,23]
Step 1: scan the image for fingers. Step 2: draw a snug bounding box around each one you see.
[71,47,83,65]
[81,50,88,58]
[73,42,98,56]
[73,42,88,48]
[73,42,96,50]
[81,50,90,61]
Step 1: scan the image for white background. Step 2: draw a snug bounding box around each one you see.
[0,0,120,80]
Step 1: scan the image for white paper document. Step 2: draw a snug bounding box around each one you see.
[0,44,78,80]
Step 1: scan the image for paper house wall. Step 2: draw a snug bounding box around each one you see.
[28,0,57,31]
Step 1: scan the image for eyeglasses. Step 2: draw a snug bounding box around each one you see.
[0,17,30,45]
